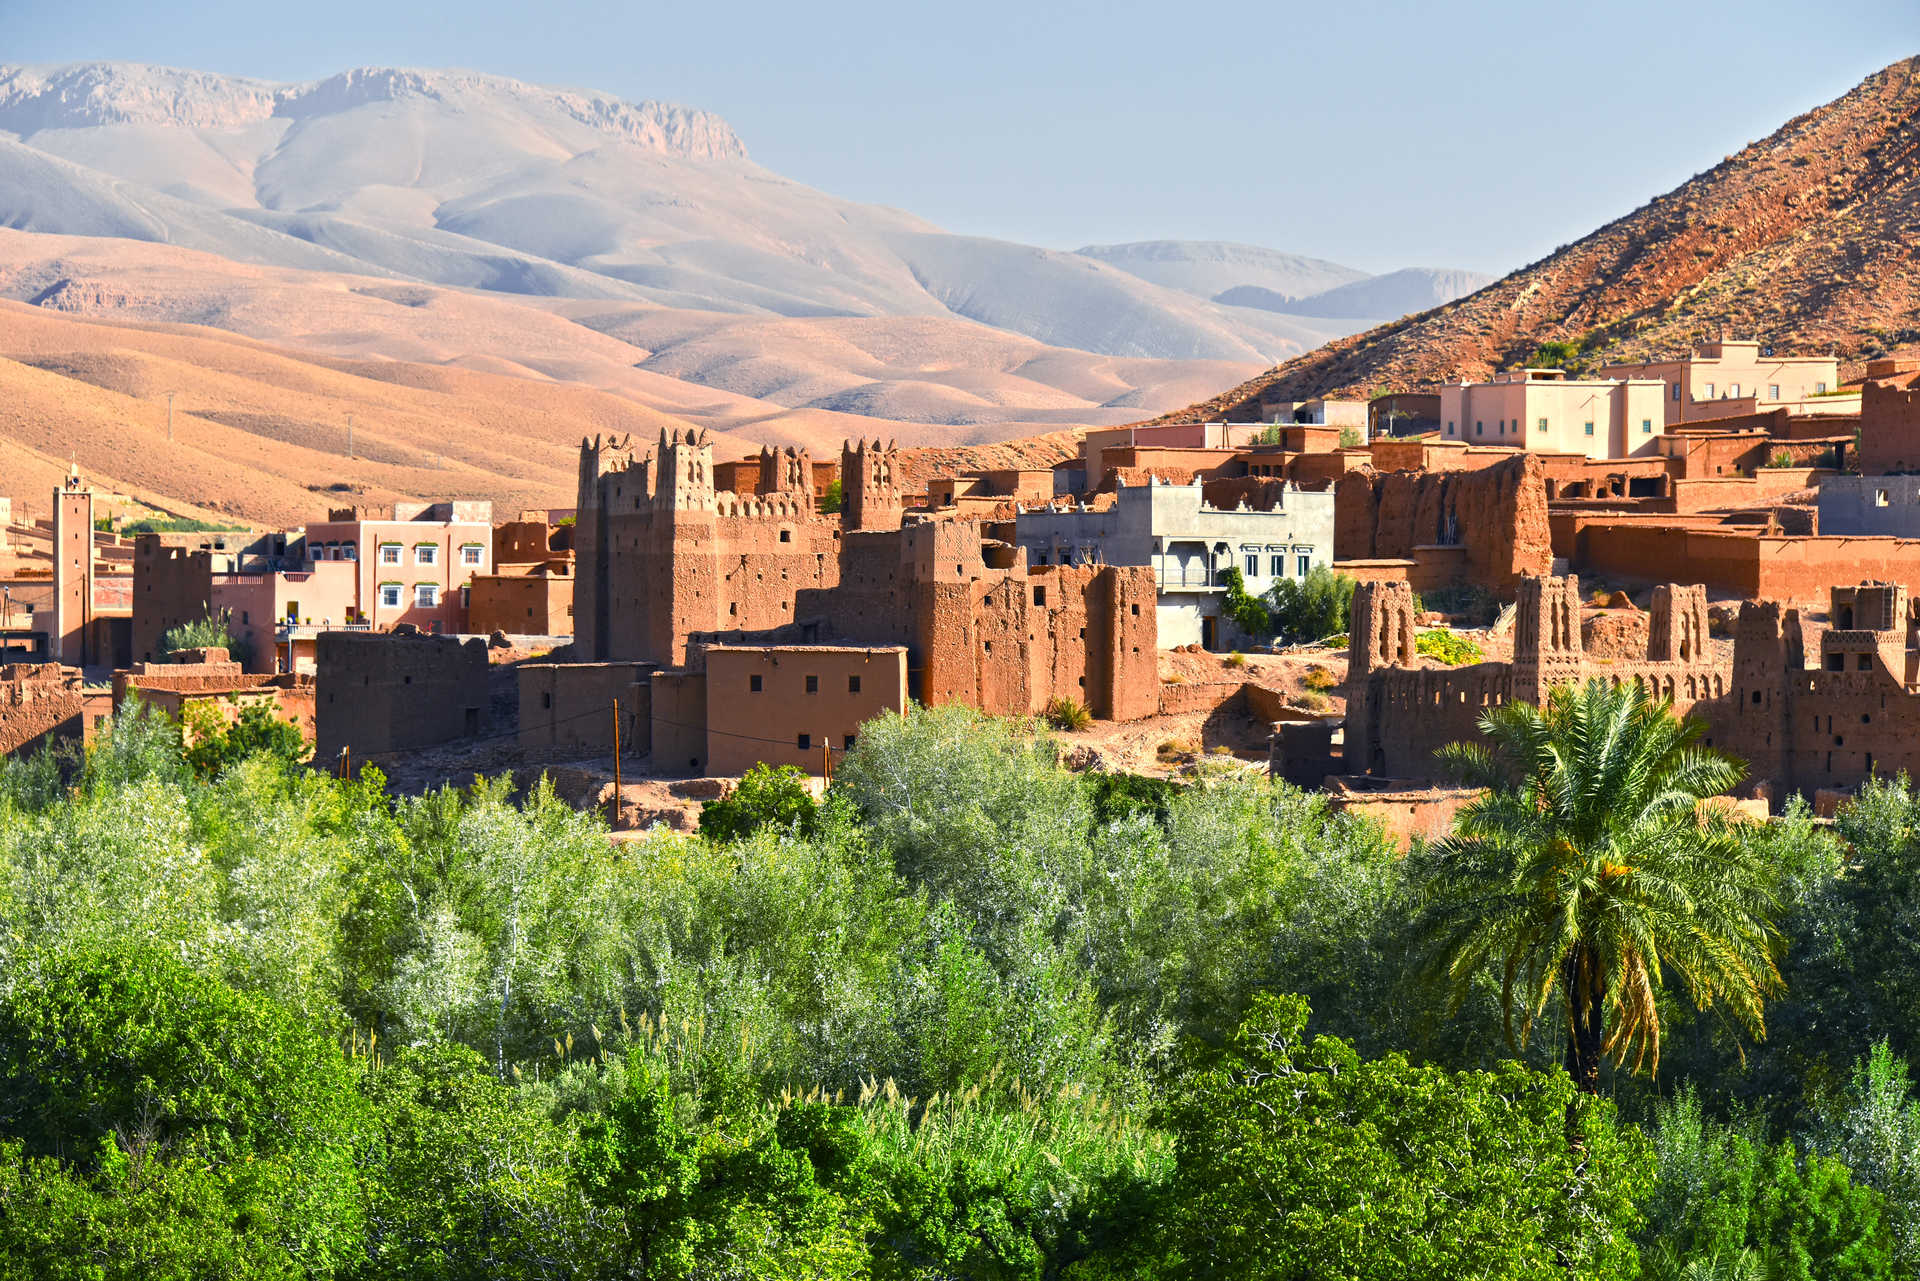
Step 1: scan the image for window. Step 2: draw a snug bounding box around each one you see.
[1033,585,1046,606]
[1537,416,1548,433]
[415,544,438,566]
[1475,420,1483,436]
[379,543,402,565]
[1876,489,1890,507]
[1768,384,1780,400]
[1297,554,1311,577]
[843,734,856,751]
[415,583,438,609]
[805,674,819,694]
[1704,382,1715,399]
[1859,654,1873,671]
[1671,383,1682,401]
[341,544,357,561]
[1270,553,1285,577]
[1816,381,1828,394]
[379,583,402,608]
[1445,420,1454,435]
[1642,419,1654,434]
[1729,383,1741,399]
[749,674,762,693]
[1244,553,1259,577]
[848,675,861,693]
[778,529,791,543]
[797,733,811,751]
[1583,420,1594,436]
[460,544,484,566]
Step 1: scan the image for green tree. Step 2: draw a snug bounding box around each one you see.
[0,946,369,1275]
[1263,566,1355,644]
[1217,567,1270,640]
[182,701,311,780]
[1417,679,1780,1096]
[1155,992,1648,1278]
[821,478,844,515]
[699,762,820,843]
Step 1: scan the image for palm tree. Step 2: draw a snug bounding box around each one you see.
[1418,678,1782,1095]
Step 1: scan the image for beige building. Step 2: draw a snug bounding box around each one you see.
[1597,340,1841,426]
[1439,369,1667,459]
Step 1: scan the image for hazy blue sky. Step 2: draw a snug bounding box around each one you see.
[3,0,1912,274]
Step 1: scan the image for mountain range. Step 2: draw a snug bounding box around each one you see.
[1157,54,1920,421]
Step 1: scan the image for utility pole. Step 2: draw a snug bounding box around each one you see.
[166,391,176,443]
[610,698,623,831]
[821,735,831,782]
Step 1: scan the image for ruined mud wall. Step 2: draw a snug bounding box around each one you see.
[1334,453,1550,590]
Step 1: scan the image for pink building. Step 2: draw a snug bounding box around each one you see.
[299,501,494,637]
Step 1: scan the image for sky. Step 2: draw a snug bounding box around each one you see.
[2,0,1913,275]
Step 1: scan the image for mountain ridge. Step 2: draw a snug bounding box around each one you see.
[1153,54,1920,420]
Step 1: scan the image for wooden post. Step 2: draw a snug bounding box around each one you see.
[338,745,349,780]
[822,735,831,783]
[610,698,622,831]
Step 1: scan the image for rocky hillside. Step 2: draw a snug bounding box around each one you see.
[1158,54,1920,420]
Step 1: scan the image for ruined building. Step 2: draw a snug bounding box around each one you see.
[1341,574,1726,779]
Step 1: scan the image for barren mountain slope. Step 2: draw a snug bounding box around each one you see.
[1157,55,1920,420]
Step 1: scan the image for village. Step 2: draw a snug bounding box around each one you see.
[3,337,1917,838]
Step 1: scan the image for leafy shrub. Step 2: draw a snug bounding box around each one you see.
[1303,664,1338,691]
[1294,689,1329,712]
[1765,449,1798,469]
[699,761,819,842]
[182,701,310,780]
[1082,772,1180,826]
[1265,566,1357,643]
[1415,628,1484,666]
[820,478,843,514]
[117,516,249,536]
[1044,696,1092,732]
[1338,425,1364,448]
[1218,567,1271,640]
[1223,651,1247,669]
[158,608,250,667]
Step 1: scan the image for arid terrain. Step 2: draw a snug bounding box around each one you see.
[1156,55,1920,419]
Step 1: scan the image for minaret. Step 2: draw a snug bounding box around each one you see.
[51,469,95,667]
[841,438,902,531]
[1510,574,1584,707]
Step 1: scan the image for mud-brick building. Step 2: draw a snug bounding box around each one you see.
[314,630,488,762]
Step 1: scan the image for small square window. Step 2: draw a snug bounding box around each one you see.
[1297,554,1311,577]
[461,545,484,565]
[1033,585,1047,606]
[843,734,856,751]
[1768,384,1780,400]
[779,529,791,543]
[379,584,402,608]
[797,733,811,751]
[1671,383,1682,401]
[848,675,861,693]
[1475,420,1483,436]
[1583,421,1594,436]
[1816,382,1828,395]
[1270,554,1285,577]
[1537,417,1548,432]
[1859,654,1872,671]
[1876,489,1890,507]
[415,584,438,608]
[380,544,402,565]
[1244,553,1259,576]
[749,674,763,692]
[416,544,438,566]
[1641,419,1653,434]
[805,674,819,693]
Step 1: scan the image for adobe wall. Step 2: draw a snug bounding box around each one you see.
[469,573,574,637]
[518,662,652,755]
[1333,452,1550,590]
[132,537,214,665]
[314,631,489,761]
[0,663,84,757]
[1857,380,1920,475]
[649,669,707,774]
[702,646,907,776]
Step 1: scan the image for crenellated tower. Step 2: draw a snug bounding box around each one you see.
[573,433,637,660]
[1510,574,1585,707]
[756,445,813,505]
[842,438,903,531]
[655,428,716,513]
[1647,583,1711,665]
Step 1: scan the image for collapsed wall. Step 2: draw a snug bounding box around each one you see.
[1334,453,1552,591]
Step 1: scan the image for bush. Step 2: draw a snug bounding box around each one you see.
[820,478,843,514]
[182,701,310,780]
[1338,425,1364,448]
[699,761,819,842]
[1045,696,1093,732]
[1265,566,1356,643]
[1415,628,1483,666]
[1223,651,1247,669]
[1765,449,1797,469]
[1218,567,1271,640]
[158,608,250,668]
[1303,664,1338,691]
